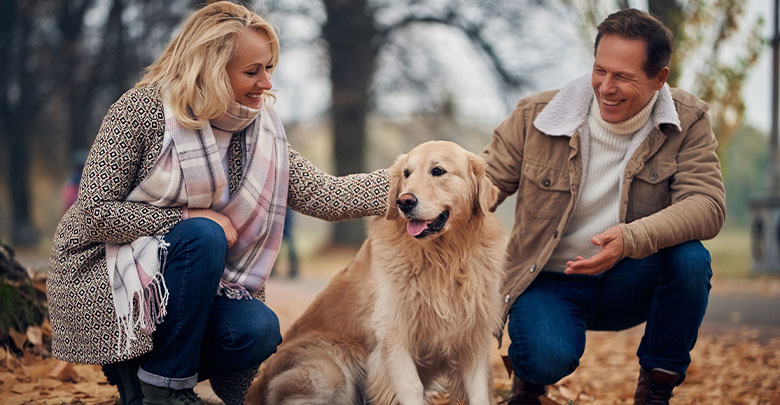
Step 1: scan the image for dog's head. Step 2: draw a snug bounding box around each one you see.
[385,140,499,240]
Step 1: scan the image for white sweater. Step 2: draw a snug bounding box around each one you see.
[544,91,659,272]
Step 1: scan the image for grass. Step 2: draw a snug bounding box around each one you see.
[703,227,752,278]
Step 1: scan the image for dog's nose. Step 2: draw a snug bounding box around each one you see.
[396,193,418,213]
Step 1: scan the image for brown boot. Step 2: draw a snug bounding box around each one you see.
[634,367,682,404]
[506,374,547,405]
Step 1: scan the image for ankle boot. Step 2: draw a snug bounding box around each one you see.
[634,367,681,405]
[507,374,547,405]
[102,358,144,405]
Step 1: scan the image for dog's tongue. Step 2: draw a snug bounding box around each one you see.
[407,220,429,236]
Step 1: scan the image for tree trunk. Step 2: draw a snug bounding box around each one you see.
[323,0,378,246]
[0,241,47,351]
[3,6,39,246]
[648,0,685,87]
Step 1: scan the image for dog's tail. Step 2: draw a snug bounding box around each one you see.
[246,334,367,405]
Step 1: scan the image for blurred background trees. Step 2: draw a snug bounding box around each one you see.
[563,0,765,159]
[265,0,551,244]
[1,0,196,246]
[0,0,771,251]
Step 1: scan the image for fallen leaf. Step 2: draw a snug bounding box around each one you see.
[27,357,60,379]
[26,326,42,346]
[8,328,26,350]
[49,360,79,382]
[1,392,40,405]
[39,393,77,404]
[74,363,108,383]
[38,377,64,389]
[10,381,38,393]
[73,380,117,398]
[41,318,53,337]
[32,278,47,294]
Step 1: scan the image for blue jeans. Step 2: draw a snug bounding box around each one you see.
[137,218,282,390]
[507,241,712,386]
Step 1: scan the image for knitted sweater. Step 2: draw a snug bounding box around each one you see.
[544,92,658,271]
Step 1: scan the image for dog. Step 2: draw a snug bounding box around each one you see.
[246,140,506,405]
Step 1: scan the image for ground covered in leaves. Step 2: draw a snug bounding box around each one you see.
[2,321,779,404]
[2,256,779,404]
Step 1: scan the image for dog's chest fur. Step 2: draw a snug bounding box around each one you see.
[368,220,504,357]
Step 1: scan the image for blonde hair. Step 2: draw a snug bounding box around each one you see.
[136,1,279,129]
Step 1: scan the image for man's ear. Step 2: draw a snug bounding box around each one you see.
[385,154,407,220]
[470,155,499,217]
[654,66,669,90]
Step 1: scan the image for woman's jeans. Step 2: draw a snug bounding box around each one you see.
[507,240,712,386]
[137,218,282,390]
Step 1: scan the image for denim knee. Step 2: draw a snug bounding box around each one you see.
[170,217,228,253]
[661,240,712,294]
[508,339,580,386]
[228,302,282,368]
[246,306,282,365]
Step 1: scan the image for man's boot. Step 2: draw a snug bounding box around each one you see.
[506,374,547,405]
[634,367,682,405]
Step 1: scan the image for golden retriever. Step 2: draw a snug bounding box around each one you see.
[246,140,505,405]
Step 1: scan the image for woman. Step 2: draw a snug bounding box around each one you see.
[47,2,388,404]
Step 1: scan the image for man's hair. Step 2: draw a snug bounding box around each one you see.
[594,8,673,78]
[136,1,279,130]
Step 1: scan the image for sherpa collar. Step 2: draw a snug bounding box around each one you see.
[533,74,681,137]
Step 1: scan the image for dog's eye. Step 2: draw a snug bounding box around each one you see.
[431,167,446,177]
[403,169,411,178]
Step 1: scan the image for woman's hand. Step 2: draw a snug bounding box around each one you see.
[187,208,238,248]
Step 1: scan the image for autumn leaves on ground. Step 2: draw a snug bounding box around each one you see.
[2,249,780,404]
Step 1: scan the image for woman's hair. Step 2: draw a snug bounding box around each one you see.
[136,1,279,129]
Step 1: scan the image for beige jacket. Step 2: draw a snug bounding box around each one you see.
[483,75,726,322]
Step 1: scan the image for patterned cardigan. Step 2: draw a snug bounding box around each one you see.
[47,85,389,364]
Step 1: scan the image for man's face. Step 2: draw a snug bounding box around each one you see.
[591,34,668,123]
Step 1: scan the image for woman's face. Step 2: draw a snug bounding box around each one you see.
[226,29,274,109]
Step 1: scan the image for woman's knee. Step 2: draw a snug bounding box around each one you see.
[165,218,228,276]
[231,302,282,365]
[170,218,228,252]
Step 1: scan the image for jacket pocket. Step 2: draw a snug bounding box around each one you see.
[628,158,676,218]
[520,160,571,219]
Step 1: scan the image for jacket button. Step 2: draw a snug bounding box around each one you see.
[505,294,511,303]
[650,173,658,181]
[530,264,537,273]
[553,230,559,238]
[542,178,551,187]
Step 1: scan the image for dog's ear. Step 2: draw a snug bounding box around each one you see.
[470,155,499,217]
[385,154,407,220]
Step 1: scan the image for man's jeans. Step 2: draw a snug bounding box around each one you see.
[507,240,712,386]
[137,218,282,390]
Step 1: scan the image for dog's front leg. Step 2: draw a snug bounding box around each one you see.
[463,344,495,405]
[367,334,424,405]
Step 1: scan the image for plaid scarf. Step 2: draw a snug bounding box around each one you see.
[105,100,289,355]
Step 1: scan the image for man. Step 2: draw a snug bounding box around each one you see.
[483,9,725,405]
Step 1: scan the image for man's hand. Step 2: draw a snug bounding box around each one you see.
[187,208,238,248]
[564,225,624,276]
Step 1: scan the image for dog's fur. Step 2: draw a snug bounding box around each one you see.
[246,141,505,405]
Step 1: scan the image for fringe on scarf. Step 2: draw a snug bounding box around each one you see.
[217,280,253,300]
[114,239,171,356]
